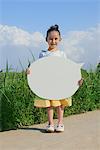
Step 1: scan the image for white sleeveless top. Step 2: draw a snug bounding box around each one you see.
[39,50,67,59]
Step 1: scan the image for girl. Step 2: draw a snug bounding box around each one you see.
[27,24,83,132]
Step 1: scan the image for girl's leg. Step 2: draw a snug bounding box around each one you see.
[47,107,54,125]
[57,105,64,125]
[55,106,65,132]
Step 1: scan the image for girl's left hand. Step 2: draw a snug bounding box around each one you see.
[78,78,84,86]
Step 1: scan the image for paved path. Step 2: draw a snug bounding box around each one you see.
[0,110,100,150]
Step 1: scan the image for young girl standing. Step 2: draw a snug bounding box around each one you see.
[27,24,83,132]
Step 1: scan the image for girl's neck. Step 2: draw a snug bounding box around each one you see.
[48,47,58,52]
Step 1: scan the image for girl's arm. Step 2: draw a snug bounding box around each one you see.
[26,62,31,74]
[26,68,30,74]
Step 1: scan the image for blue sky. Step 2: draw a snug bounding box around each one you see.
[0,0,100,71]
[1,0,100,34]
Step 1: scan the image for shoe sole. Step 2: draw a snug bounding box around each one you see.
[55,129,64,132]
[46,130,54,133]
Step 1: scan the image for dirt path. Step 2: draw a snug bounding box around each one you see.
[0,110,100,150]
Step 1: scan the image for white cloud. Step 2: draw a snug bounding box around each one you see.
[0,24,45,47]
[60,24,100,69]
[0,24,100,71]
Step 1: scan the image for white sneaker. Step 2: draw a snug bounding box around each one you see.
[46,125,54,132]
[55,124,64,132]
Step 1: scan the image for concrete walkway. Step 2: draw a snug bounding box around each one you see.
[0,110,100,150]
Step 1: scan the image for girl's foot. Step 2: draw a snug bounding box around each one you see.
[55,124,64,132]
[46,124,54,133]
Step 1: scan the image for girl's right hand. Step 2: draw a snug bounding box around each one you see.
[26,68,31,74]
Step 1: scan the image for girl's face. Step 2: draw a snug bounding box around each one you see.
[46,31,61,50]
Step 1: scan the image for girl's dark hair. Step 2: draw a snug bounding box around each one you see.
[46,24,61,41]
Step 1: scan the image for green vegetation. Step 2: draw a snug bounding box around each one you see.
[0,63,100,131]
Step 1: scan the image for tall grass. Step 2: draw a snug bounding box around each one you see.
[0,62,100,131]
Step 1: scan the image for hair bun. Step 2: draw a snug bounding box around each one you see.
[54,24,59,30]
[50,24,59,30]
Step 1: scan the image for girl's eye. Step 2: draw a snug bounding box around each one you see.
[49,38,58,41]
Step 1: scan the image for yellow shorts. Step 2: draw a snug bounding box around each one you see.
[34,98,72,108]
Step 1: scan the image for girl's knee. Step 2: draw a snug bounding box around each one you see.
[56,105,65,110]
